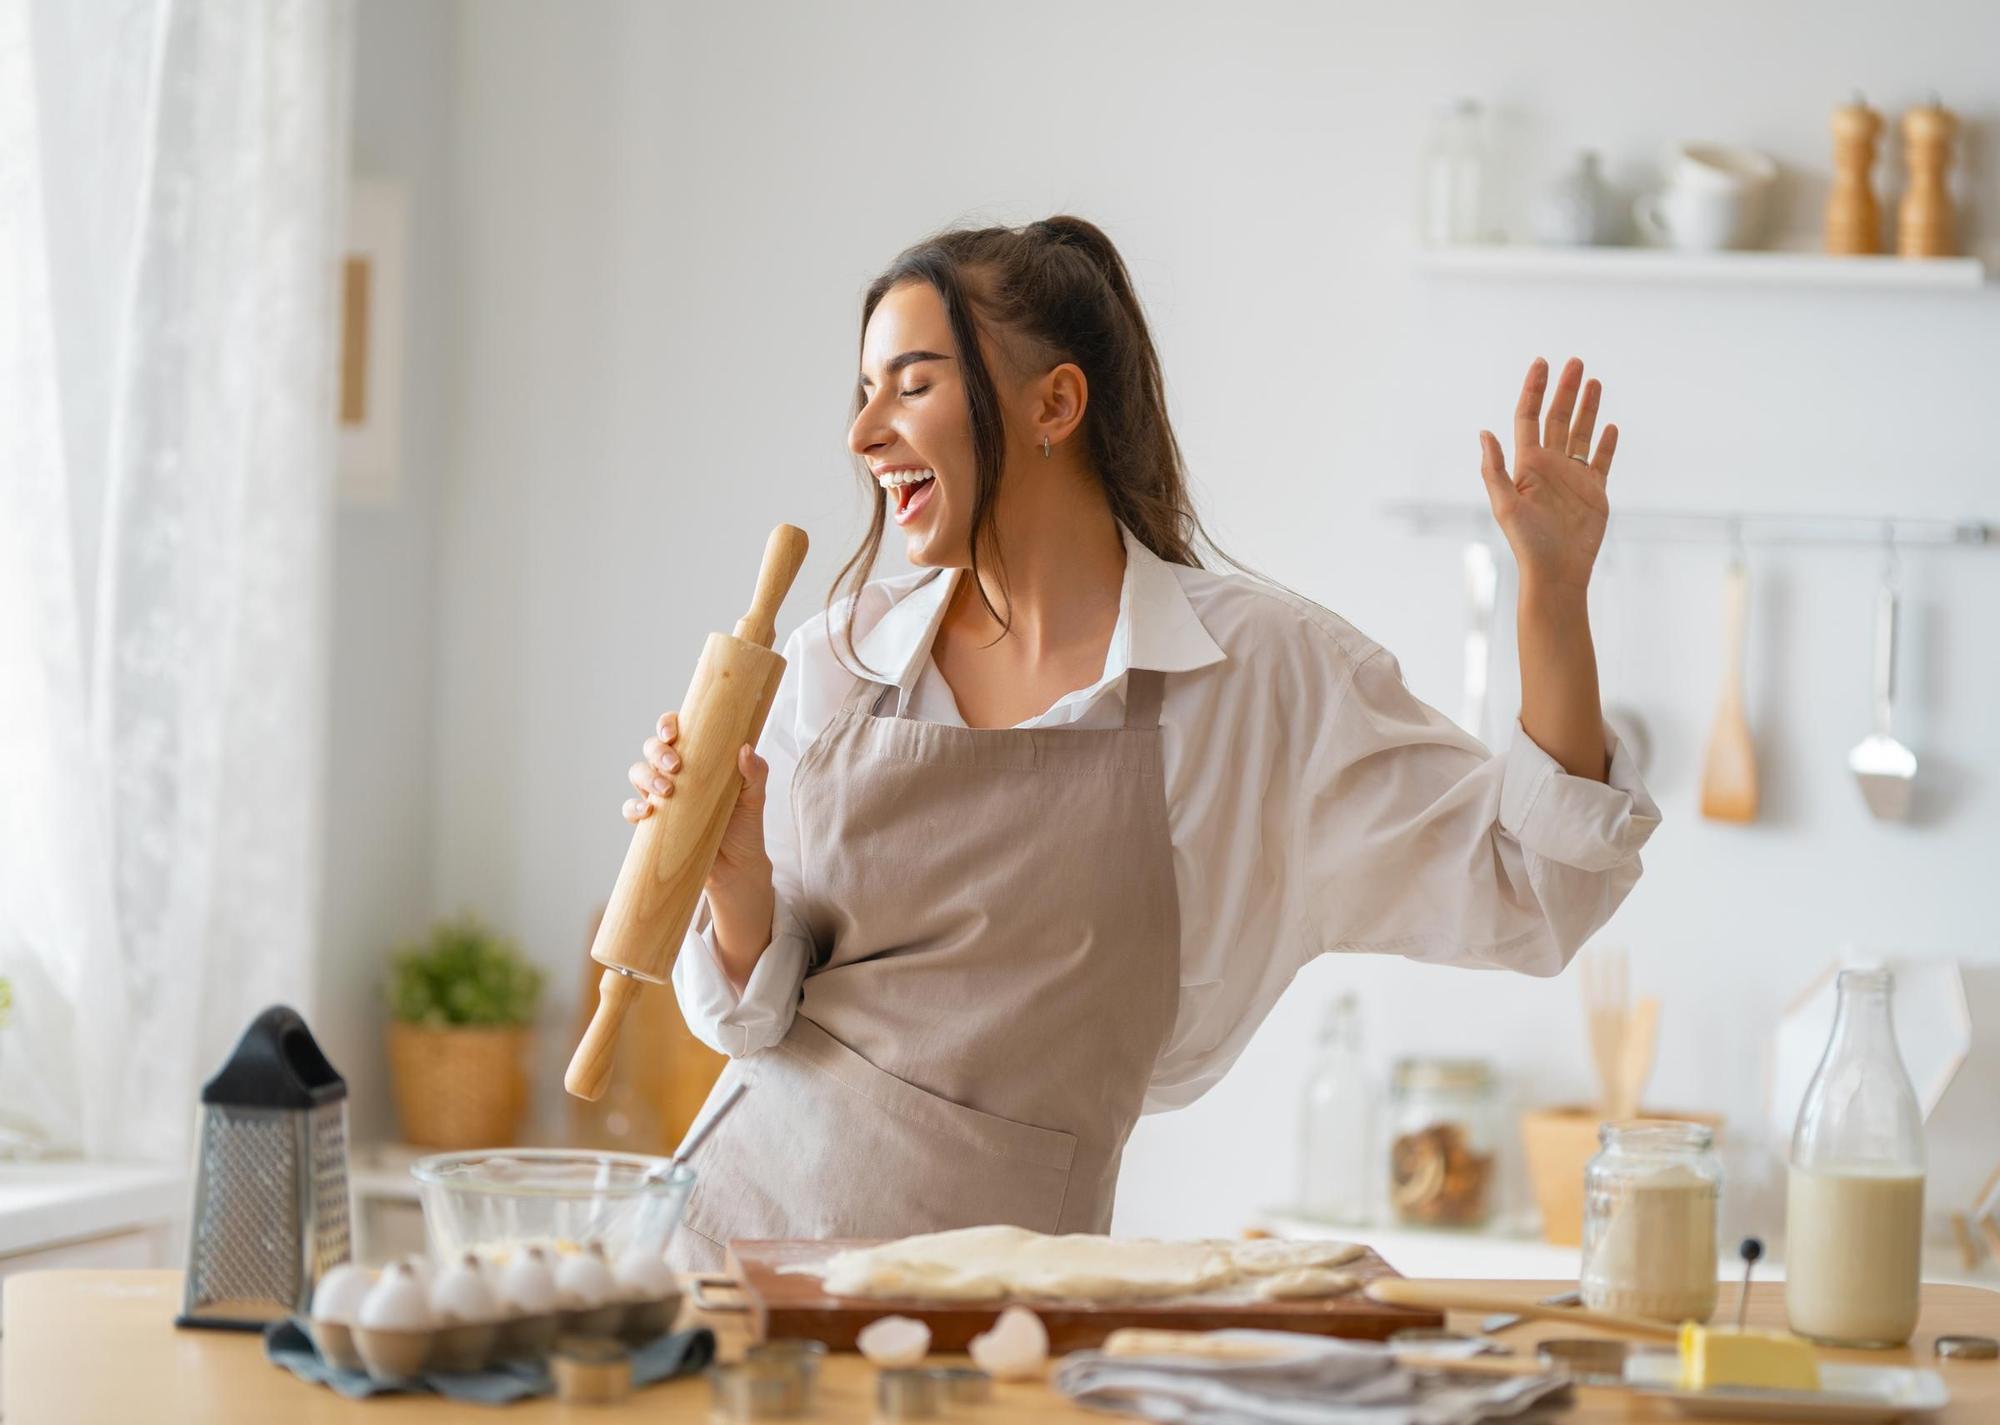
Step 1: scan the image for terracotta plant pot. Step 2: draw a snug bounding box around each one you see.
[1519,1104,1724,1246]
[387,1022,531,1149]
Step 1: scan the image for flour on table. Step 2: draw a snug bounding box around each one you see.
[815,1225,1239,1303]
[1252,1267,1363,1301]
[1228,1239,1366,1275]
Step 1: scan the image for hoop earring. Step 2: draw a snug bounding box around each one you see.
[1040,435,1052,458]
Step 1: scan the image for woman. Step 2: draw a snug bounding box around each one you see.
[627,216,1659,1272]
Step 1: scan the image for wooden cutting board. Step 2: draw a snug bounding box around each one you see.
[718,1239,1445,1352]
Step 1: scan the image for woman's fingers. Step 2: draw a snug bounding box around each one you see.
[622,796,650,823]
[1543,358,1584,449]
[1513,357,1549,455]
[1477,430,1516,515]
[1567,378,1601,460]
[656,711,679,745]
[629,759,674,799]
[644,736,681,776]
[1592,424,1619,481]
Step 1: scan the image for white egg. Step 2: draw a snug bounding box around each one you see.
[499,1244,558,1315]
[430,1251,500,1323]
[311,1262,373,1324]
[857,1315,931,1367]
[358,1261,434,1332]
[969,1305,1049,1381]
[554,1242,616,1309]
[613,1242,676,1301]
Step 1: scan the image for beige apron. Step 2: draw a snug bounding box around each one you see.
[667,667,1180,1273]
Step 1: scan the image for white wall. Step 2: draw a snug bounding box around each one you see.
[343,0,2000,1243]
[319,0,457,1143]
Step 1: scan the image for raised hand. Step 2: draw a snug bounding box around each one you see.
[1477,356,1618,595]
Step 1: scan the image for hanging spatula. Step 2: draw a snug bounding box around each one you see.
[1699,558,1758,822]
[1849,575,1917,819]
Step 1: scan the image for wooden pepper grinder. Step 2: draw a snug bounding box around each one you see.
[1825,93,1883,255]
[1897,95,1958,257]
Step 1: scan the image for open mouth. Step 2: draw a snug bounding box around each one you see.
[880,468,938,525]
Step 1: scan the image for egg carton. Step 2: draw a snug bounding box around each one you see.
[309,1243,681,1384]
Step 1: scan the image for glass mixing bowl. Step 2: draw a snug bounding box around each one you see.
[410,1148,697,1265]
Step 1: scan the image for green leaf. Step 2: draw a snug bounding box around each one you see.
[381,913,542,1026]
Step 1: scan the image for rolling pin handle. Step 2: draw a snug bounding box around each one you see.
[564,968,646,1102]
[733,524,810,650]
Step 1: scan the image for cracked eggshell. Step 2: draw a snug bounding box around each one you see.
[969,1305,1048,1381]
[857,1315,931,1367]
[311,1262,373,1325]
[358,1261,435,1332]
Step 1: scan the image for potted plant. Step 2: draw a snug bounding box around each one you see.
[384,913,544,1149]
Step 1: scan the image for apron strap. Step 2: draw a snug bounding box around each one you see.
[1121,668,1165,731]
[840,676,899,718]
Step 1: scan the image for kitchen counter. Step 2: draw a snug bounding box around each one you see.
[5,1269,1999,1422]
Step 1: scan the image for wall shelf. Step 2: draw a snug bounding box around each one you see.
[1415,244,1989,290]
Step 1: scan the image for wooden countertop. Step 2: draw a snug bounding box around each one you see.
[5,1270,1998,1422]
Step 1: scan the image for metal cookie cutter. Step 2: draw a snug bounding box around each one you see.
[709,1358,809,1420]
[877,1367,942,1419]
[924,1366,994,1404]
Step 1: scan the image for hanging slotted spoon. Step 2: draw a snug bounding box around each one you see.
[1849,575,1916,819]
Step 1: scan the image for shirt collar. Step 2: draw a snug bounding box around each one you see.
[851,520,1228,693]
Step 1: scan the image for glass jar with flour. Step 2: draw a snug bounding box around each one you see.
[1579,1121,1720,1322]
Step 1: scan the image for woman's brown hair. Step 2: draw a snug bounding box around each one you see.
[832,214,1250,671]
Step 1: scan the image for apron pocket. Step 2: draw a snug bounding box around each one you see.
[680,1016,1077,1250]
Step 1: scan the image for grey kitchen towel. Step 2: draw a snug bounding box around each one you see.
[1052,1331,1571,1425]
[264,1317,716,1403]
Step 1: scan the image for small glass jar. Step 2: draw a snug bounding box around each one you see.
[1386,1058,1499,1228]
[1580,1121,1720,1323]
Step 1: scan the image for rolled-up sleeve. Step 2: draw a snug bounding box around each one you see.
[1298,644,1661,977]
[668,624,815,1056]
[672,893,812,1057]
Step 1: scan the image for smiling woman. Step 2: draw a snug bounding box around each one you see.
[833,217,1226,672]
[624,214,1659,1274]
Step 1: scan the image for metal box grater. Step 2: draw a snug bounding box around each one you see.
[176,1005,352,1330]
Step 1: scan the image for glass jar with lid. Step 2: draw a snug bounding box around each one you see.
[1580,1120,1721,1322]
[1386,1058,1499,1228]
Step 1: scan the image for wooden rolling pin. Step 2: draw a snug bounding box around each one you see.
[565,523,809,1101]
[1364,1279,1679,1341]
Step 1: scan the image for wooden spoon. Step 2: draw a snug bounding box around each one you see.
[1699,559,1758,822]
[1365,1279,1678,1341]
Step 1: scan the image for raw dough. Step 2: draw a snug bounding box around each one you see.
[1228,1239,1366,1275]
[817,1225,1239,1303]
[1252,1267,1362,1301]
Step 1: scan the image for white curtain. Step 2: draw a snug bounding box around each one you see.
[0,0,352,1162]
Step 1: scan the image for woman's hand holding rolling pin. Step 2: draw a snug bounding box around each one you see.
[622,712,776,988]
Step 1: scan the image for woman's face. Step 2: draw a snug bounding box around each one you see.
[848,279,1010,569]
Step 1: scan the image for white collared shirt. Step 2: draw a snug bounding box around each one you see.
[673,523,1661,1112]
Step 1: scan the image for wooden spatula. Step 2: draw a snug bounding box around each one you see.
[1365,1280,1678,1341]
[1699,559,1758,822]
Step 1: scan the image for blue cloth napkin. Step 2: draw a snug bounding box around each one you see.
[264,1317,716,1404]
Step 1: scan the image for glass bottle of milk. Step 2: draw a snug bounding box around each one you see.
[1785,968,1927,1347]
[1298,992,1378,1225]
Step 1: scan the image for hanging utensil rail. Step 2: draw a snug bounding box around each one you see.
[1385,502,1991,549]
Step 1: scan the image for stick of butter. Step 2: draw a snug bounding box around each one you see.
[1677,1321,1821,1392]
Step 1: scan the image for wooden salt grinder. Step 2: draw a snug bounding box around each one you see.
[1826,93,1883,255]
[565,523,809,1101]
[1898,97,1958,257]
